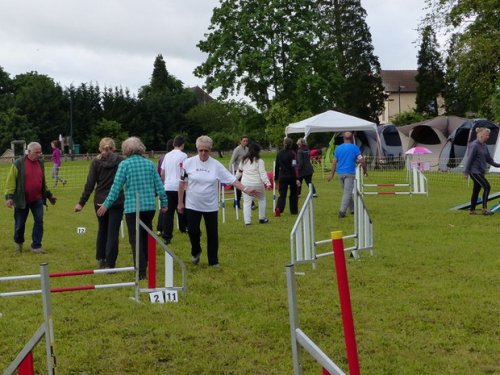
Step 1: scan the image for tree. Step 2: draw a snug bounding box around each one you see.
[138,55,197,150]
[195,0,326,110]
[415,25,445,116]
[442,33,467,116]
[195,0,384,122]
[12,72,66,150]
[318,0,385,122]
[0,108,37,152]
[64,83,103,153]
[423,0,499,118]
[84,118,128,153]
[0,66,14,111]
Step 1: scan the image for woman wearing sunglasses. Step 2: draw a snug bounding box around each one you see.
[178,135,256,267]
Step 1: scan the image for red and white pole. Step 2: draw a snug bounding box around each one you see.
[331,230,360,375]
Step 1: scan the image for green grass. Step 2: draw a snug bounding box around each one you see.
[0,153,499,374]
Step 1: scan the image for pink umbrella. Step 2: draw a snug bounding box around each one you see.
[405,146,432,155]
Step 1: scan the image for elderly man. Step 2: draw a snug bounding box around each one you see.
[326,132,367,218]
[5,142,57,253]
[229,135,256,209]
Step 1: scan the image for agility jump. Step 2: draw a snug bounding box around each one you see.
[286,232,361,375]
[356,164,428,196]
[290,183,373,266]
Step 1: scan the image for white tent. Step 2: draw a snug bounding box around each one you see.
[285,110,377,137]
[285,110,381,159]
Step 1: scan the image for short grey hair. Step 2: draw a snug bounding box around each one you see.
[121,137,145,157]
[27,142,42,152]
[196,135,213,150]
[297,138,307,146]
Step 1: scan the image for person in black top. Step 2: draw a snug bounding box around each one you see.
[296,138,317,197]
[74,137,125,268]
[274,137,300,216]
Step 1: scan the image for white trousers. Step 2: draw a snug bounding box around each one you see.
[242,184,266,224]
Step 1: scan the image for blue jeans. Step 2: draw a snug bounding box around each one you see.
[14,198,44,249]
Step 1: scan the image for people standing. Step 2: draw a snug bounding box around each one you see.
[463,127,500,215]
[5,142,57,253]
[160,135,188,244]
[274,137,300,217]
[326,132,367,218]
[229,135,254,209]
[236,143,271,225]
[74,138,124,269]
[178,135,256,267]
[96,137,167,280]
[296,138,317,197]
[51,139,67,187]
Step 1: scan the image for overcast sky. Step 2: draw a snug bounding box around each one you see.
[0,0,427,96]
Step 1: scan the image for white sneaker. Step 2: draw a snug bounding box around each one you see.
[31,247,45,254]
[15,243,23,253]
[191,254,200,265]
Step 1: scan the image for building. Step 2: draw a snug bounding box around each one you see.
[379,70,418,124]
[188,86,214,105]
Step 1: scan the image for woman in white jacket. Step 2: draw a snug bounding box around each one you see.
[236,143,271,225]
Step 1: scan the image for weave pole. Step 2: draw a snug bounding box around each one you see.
[331,231,360,375]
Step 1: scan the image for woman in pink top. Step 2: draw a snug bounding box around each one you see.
[51,140,67,187]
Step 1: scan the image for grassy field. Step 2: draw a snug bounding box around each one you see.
[0,153,499,374]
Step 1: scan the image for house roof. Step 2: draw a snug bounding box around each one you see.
[380,70,417,93]
[188,86,214,105]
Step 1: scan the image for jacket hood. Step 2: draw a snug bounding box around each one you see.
[98,152,123,168]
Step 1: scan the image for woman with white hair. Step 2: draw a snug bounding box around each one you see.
[463,127,500,215]
[178,135,256,267]
[97,137,167,279]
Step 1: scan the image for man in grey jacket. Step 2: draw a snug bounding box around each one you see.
[229,135,249,208]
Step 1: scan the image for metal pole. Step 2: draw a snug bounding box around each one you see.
[286,264,303,375]
[40,263,56,374]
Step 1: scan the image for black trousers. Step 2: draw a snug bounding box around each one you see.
[470,173,491,210]
[277,177,298,214]
[185,209,219,265]
[163,190,187,241]
[125,210,155,276]
[298,174,316,196]
[94,204,123,268]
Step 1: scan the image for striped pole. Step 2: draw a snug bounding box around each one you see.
[0,267,134,283]
[331,231,360,375]
[148,234,157,289]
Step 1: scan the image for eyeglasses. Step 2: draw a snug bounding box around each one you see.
[198,149,210,153]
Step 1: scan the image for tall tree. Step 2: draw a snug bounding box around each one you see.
[195,0,384,122]
[442,33,467,116]
[319,0,385,122]
[0,66,14,111]
[12,72,66,150]
[195,0,323,111]
[415,25,445,116]
[423,0,499,118]
[138,54,197,150]
[65,83,103,153]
